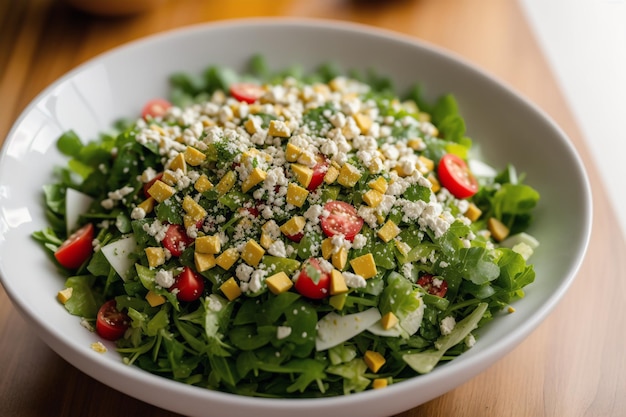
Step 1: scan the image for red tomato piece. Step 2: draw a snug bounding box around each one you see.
[294,258,331,300]
[320,201,364,241]
[162,224,194,257]
[142,172,163,198]
[54,223,94,269]
[96,299,130,341]
[141,98,172,120]
[308,154,329,191]
[437,153,479,199]
[417,274,448,298]
[170,266,205,302]
[229,83,265,104]
[285,231,304,243]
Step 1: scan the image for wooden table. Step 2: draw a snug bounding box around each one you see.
[1,1,625,416]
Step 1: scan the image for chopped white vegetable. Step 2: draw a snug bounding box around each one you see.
[315,308,381,351]
[65,188,94,235]
[101,235,138,281]
[500,232,540,250]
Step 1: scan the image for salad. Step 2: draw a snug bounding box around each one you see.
[34,55,540,397]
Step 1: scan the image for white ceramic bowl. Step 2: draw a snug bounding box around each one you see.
[0,19,592,417]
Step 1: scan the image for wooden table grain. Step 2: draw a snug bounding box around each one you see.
[1,1,625,416]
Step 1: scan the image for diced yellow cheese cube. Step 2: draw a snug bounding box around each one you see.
[368,176,388,194]
[332,246,348,271]
[377,220,400,243]
[215,247,239,270]
[266,271,294,295]
[195,235,221,254]
[268,119,291,138]
[145,290,166,307]
[320,238,333,260]
[285,142,302,162]
[291,163,313,188]
[215,171,237,195]
[244,118,258,135]
[394,239,411,256]
[182,195,207,221]
[145,247,166,268]
[427,173,440,193]
[362,189,384,208]
[260,232,274,250]
[364,350,386,373]
[194,252,216,272]
[330,269,349,295]
[488,217,510,242]
[464,202,482,222]
[168,152,187,173]
[337,163,362,188]
[184,146,206,166]
[91,342,107,353]
[183,214,198,230]
[354,113,372,134]
[280,216,306,237]
[286,183,309,207]
[137,197,155,214]
[350,253,377,279]
[329,293,347,310]
[220,277,241,301]
[194,174,213,193]
[418,155,435,174]
[372,378,388,389]
[407,138,426,151]
[160,169,178,186]
[241,239,265,267]
[147,180,176,203]
[241,167,267,193]
[57,287,73,304]
[324,165,340,184]
[381,312,399,330]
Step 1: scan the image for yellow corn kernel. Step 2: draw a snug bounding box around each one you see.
[215,247,239,270]
[243,168,267,193]
[353,113,372,134]
[145,247,166,268]
[91,342,107,353]
[137,197,155,214]
[160,169,178,186]
[331,247,348,271]
[324,165,340,184]
[168,152,187,173]
[147,180,176,203]
[372,378,388,389]
[488,217,510,242]
[376,212,386,225]
[464,203,482,222]
[350,253,377,279]
[194,252,216,272]
[381,312,399,330]
[285,142,302,162]
[241,239,265,267]
[368,176,388,194]
[337,163,362,188]
[244,118,258,135]
[184,146,206,166]
[407,138,426,151]
[291,163,314,188]
[195,235,221,254]
[182,195,207,221]
[215,171,237,195]
[260,232,274,250]
[194,174,213,193]
[268,120,291,138]
[145,290,166,307]
[320,238,333,260]
[418,155,435,174]
[266,271,294,295]
[286,183,309,207]
[220,277,242,301]
[377,220,400,243]
[364,350,386,373]
[427,173,440,193]
[330,269,348,295]
[57,287,73,304]
[329,293,347,310]
[362,189,384,208]
[280,216,306,237]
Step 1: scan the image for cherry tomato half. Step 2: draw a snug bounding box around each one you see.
[141,98,172,120]
[285,232,304,243]
[96,299,130,341]
[320,201,364,241]
[162,224,194,257]
[437,153,479,199]
[170,266,205,302]
[417,274,448,298]
[229,83,265,104]
[54,223,94,269]
[308,154,329,191]
[294,258,331,300]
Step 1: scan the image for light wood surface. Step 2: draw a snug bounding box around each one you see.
[1,1,625,416]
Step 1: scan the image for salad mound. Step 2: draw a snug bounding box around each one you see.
[34,56,540,397]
